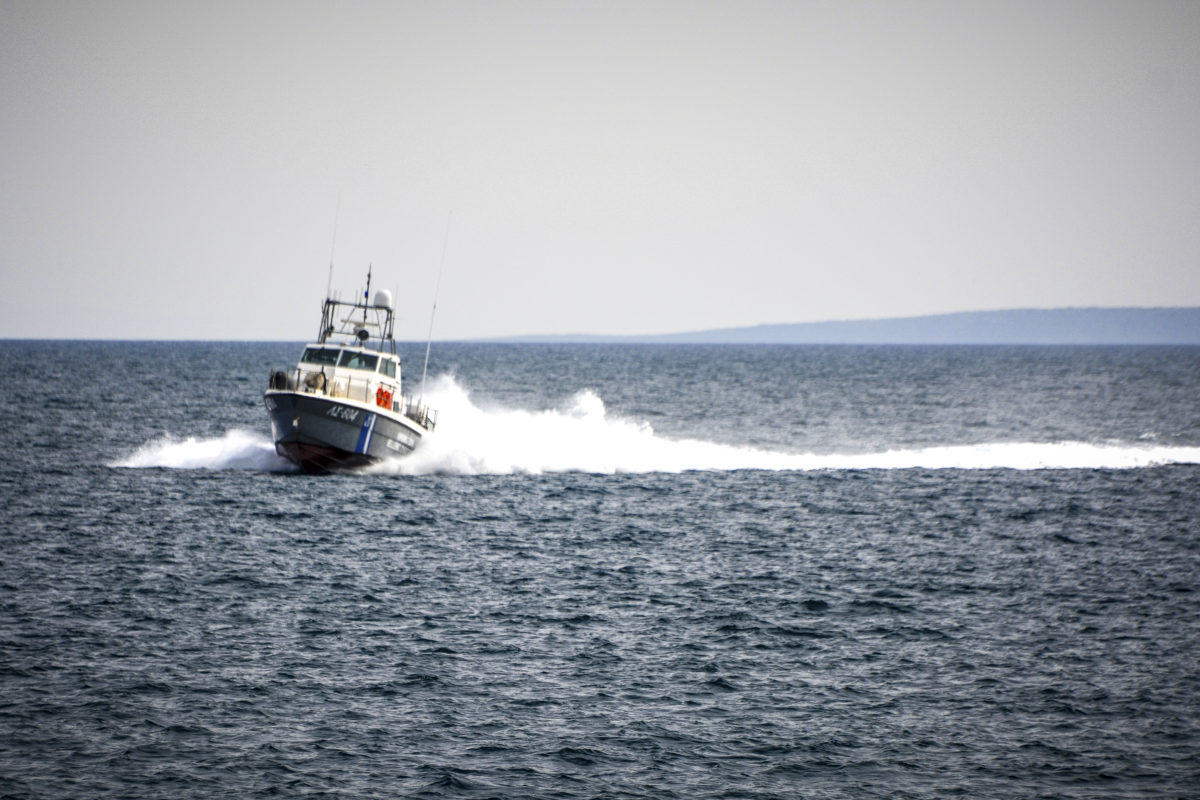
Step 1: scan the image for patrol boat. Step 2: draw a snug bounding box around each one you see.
[264,270,436,473]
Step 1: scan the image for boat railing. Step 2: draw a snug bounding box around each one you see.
[267,367,437,430]
[401,396,437,431]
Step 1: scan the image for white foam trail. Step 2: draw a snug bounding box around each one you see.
[112,429,295,471]
[807,442,1200,471]
[110,377,1200,475]
[367,376,1200,476]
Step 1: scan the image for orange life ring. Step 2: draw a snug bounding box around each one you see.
[376,387,393,409]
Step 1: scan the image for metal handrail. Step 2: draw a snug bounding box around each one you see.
[266,367,436,431]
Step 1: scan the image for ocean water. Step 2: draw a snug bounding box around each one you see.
[2,341,1199,798]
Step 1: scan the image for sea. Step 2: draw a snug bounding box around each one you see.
[2,340,1199,799]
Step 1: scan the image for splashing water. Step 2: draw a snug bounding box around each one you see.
[112,429,295,472]
[373,377,1200,474]
[113,375,1200,474]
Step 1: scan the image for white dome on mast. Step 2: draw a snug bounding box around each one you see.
[373,288,394,310]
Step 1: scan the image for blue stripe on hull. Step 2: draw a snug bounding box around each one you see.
[355,412,377,455]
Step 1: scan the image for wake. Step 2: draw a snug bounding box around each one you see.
[113,429,296,472]
[113,376,1200,475]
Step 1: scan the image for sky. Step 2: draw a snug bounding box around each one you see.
[2,0,1198,340]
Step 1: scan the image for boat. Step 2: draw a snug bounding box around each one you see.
[264,269,436,473]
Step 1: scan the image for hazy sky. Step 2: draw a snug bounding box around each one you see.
[2,0,1198,340]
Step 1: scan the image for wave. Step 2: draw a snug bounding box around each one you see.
[113,376,1200,475]
[374,377,1200,475]
[111,429,296,472]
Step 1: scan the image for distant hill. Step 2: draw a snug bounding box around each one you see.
[493,308,1200,345]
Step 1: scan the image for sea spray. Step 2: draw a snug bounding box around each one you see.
[112,429,295,471]
[114,375,1200,475]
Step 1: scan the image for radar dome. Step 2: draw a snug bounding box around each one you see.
[373,289,394,309]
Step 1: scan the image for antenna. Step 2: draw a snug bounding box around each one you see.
[363,264,372,326]
[325,194,341,300]
[420,211,452,403]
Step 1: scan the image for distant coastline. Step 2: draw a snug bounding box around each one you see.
[487,307,1200,345]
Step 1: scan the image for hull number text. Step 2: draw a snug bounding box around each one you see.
[326,406,361,423]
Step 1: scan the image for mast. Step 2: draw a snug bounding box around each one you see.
[316,266,393,349]
[363,265,372,327]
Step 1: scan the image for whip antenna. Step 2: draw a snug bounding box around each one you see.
[420,211,452,403]
[325,194,341,300]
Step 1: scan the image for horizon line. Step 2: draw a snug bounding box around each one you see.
[2,305,1197,344]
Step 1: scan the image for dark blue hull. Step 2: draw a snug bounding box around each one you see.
[264,391,422,474]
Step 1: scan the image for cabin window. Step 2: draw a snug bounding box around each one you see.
[378,359,396,378]
[338,350,379,371]
[302,347,341,365]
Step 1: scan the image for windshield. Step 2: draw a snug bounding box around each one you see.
[338,350,379,371]
[302,347,341,365]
